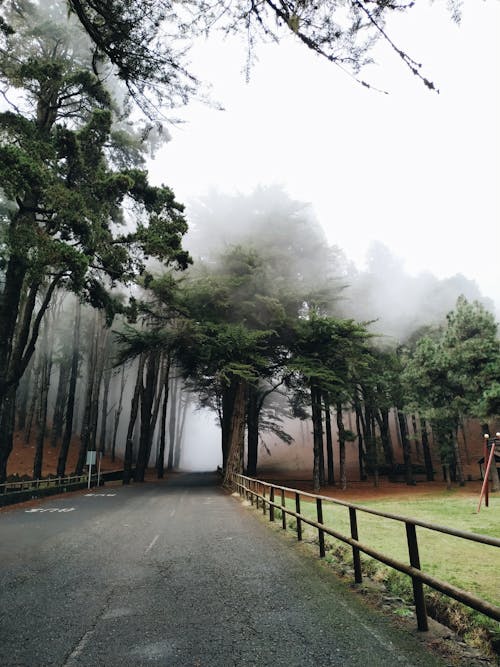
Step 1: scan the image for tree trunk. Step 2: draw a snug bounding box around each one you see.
[420,417,434,481]
[111,365,126,463]
[0,386,17,483]
[375,407,394,468]
[135,352,161,482]
[173,391,188,469]
[246,386,259,476]
[459,420,471,465]
[33,321,53,479]
[223,378,247,486]
[50,356,70,448]
[354,402,366,481]
[397,409,415,485]
[310,382,323,492]
[76,312,99,475]
[336,401,347,490]
[221,380,237,470]
[452,429,465,486]
[57,299,81,477]
[166,371,179,471]
[324,393,334,485]
[98,362,112,455]
[123,355,145,484]
[156,356,171,478]
[411,413,422,461]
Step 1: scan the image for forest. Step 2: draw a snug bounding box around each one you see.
[0,0,499,492]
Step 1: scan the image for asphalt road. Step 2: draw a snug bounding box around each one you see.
[0,473,445,666]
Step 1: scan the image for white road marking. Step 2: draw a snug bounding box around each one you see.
[169,508,176,517]
[25,507,75,513]
[84,493,116,497]
[63,629,95,666]
[144,534,160,554]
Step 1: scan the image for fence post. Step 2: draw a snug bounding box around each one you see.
[295,493,302,541]
[349,507,362,584]
[316,498,325,557]
[281,489,286,530]
[269,487,275,522]
[262,485,266,515]
[406,522,429,631]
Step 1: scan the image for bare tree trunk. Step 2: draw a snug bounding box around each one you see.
[0,387,17,483]
[310,383,323,492]
[135,351,161,482]
[354,402,366,481]
[98,360,112,455]
[76,311,99,475]
[156,356,171,478]
[421,417,434,481]
[324,393,334,485]
[111,365,126,463]
[336,402,347,490]
[452,429,465,486]
[24,349,42,444]
[57,299,81,477]
[397,409,415,486]
[166,372,179,471]
[50,357,70,448]
[459,419,471,465]
[223,379,247,487]
[173,391,189,469]
[411,413,422,461]
[123,355,145,484]
[33,320,53,479]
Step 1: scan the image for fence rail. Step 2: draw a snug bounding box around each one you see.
[0,470,124,507]
[231,473,500,631]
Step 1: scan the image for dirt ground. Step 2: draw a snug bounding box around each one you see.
[7,430,123,479]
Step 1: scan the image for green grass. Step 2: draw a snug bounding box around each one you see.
[276,492,500,605]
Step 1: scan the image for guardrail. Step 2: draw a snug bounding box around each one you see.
[231,473,500,631]
[0,470,124,507]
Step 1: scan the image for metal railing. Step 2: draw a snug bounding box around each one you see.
[231,473,500,631]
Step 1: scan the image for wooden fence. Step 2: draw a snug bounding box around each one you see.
[231,473,500,631]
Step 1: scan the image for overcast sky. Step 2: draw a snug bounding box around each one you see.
[149,1,500,311]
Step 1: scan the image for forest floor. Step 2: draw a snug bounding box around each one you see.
[7,430,123,479]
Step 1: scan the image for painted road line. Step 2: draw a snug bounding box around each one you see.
[25,508,76,513]
[144,534,160,554]
[84,493,117,497]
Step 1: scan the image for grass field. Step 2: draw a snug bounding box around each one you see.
[292,490,500,605]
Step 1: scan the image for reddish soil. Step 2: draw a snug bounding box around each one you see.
[259,471,486,502]
[7,430,123,479]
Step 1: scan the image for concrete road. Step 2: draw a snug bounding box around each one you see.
[0,473,444,666]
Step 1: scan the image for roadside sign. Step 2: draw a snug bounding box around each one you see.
[86,451,96,465]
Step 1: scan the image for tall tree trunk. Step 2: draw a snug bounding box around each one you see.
[324,393,334,485]
[57,299,81,477]
[156,356,171,479]
[452,429,465,486]
[354,401,366,481]
[98,362,112,455]
[223,378,247,486]
[50,356,70,448]
[459,420,471,465]
[173,389,189,470]
[135,352,160,482]
[397,408,415,486]
[76,312,99,475]
[336,401,347,490]
[123,355,145,484]
[420,417,434,481]
[16,354,34,432]
[411,413,422,461]
[33,321,53,479]
[24,348,42,444]
[375,407,394,468]
[111,365,126,463]
[221,380,237,470]
[246,386,259,476]
[310,382,323,492]
[0,386,17,483]
[166,372,179,471]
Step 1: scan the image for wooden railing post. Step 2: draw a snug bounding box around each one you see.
[349,507,362,584]
[295,493,302,541]
[281,489,286,530]
[316,498,325,557]
[269,487,275,522]
[406,522,428,631]
[262,485,266,515]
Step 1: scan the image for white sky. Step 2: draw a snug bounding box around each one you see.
[150,1,500,310]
